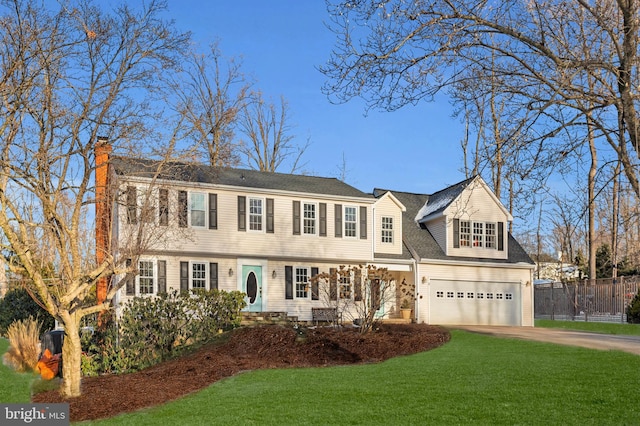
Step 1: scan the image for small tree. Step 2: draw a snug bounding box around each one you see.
[0,287,54,336]
[626,290,640,324]
[0,0,190,397]
[312,265,396,333]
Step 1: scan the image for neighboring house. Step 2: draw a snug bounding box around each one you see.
[535,262,582,282]
[96,146,535,326]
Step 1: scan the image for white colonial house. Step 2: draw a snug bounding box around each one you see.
[97,149,534,326]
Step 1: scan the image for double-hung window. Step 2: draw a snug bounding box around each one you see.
[339,273,351,299]
[459,220,471,247]
[381,216,393,243]
[190,193,206,227]
[303,203,316,235]
[295,267,309,298]
[485,223,496,248]
[344,206,357,238]
[473,222,484,247]
[191,262,207,289]
[138,260,155,295]
[249,197,263,231]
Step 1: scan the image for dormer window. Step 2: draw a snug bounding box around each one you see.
[454,219,504,251]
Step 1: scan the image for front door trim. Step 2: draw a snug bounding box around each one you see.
[237,258,268,312]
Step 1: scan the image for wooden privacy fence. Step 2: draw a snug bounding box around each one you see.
[534,276,640,323]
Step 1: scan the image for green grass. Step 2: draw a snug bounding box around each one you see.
[81,331,639,426]
[536,319,640,335]
[3,332,639,425]
[0,338,36,403]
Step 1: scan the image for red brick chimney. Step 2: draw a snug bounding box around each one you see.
[95,137,112,305]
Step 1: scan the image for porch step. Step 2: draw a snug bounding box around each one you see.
[381,318,413,324]
[240,311,297,326]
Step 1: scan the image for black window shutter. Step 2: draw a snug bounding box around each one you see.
[311,267,319,300]
[125,258,135,295]
[360,206,367,239]
[159,189,169,226]
[354,269,362,301]
[157,260,167,294]
[293,201,300,235]
[498,222,504,251]
[266,198,274,233]
[178,191,188,228]
[180,261,189,292]
[334,204,342,238]
[319,203,327,237]
[126,186,137,224]
[238,196,246,231]
[285,266,293,299]
[453,218,460,248]
[210,262,218,290]
[329,268,337,301]
[209,193,218,230]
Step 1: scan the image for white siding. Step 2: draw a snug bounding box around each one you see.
[443,185,510,260]
[373,196,403,255]
[426,216,447,252]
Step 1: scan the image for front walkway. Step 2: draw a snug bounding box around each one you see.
[453,325,640,356]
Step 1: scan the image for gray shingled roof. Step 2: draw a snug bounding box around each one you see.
[111,156,372,199]
[415,176,474,221]
[374,184,534,265]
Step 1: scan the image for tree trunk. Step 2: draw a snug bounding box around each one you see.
[60,319,83,398]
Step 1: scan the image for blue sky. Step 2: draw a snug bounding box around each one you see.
[165,1,466,195]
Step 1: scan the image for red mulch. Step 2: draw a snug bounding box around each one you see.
[32,323,450,422]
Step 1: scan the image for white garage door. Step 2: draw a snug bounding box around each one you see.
[427,280,521,326]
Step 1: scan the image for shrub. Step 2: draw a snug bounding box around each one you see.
[81,314,131,376]
[626,290,640,323]
[0,287,55,336]
[3,317,42,372]
[81,289,246,374]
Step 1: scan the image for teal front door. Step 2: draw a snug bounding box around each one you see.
[242,265,263,312]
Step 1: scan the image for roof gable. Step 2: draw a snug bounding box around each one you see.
[373,190,406,211]
[415,176,512,223]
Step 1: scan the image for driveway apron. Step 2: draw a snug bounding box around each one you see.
[453,325,640,356]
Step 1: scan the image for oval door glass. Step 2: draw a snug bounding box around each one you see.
[246,272,257,304]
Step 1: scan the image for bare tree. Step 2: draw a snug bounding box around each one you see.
[0,0,189,397]
[312,265,396,333]
[238,92,309,173]
[321,1,640,198]
[177,42,251,167]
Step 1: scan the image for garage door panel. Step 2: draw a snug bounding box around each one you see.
[429,280,521,326]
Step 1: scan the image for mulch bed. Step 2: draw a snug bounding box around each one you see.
[32,323,450,422]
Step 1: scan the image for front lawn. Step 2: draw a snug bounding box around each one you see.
[0,338,34,403]
[536,319,640,335]
[3,331,638,424]
[80,330,639,425]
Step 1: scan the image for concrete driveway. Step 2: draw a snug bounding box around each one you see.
[453,325,640,356]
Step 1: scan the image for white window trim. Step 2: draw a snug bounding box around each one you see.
[136,259,157,296]
[339,270,353,300]
[189,192,207,228]
[248,196,265,233]
[485,222,496,249]
[190,261,208,290]
[343,205,358,239]
[459,220,500,250]
[302,201,318,236]
[294,266,310,299]
[381,216,394,244]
